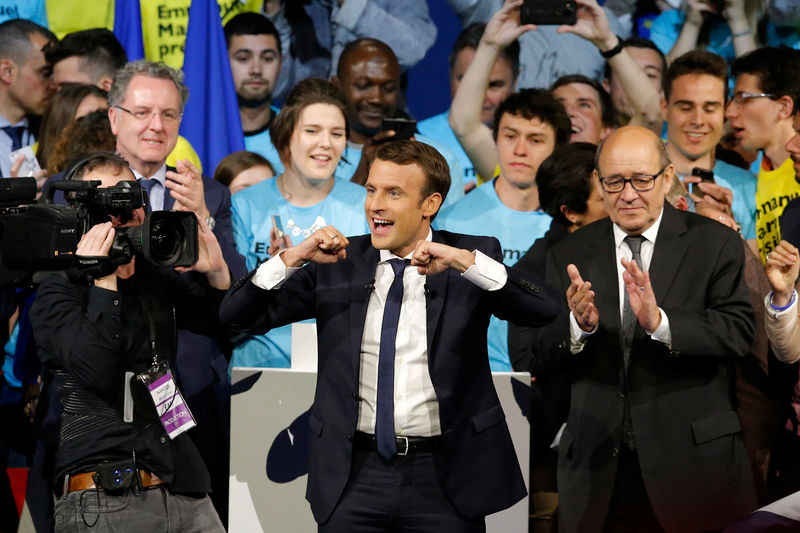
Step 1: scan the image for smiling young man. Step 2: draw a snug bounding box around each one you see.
[224,13,283,174]
[661,50,758,242]
[551,75,616,145]
[726,47,800,261]
[220,139,561,532]
[435,88,570,370]
[331,38,464,207]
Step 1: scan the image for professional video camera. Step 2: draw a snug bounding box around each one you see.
[0,177,198,286]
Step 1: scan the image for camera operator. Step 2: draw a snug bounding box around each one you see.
[28,152,229,532]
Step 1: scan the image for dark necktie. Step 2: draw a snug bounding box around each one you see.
[621,235,644,450]
[138,178,158,212]
[375,258,408,460]
[3,126,26,152]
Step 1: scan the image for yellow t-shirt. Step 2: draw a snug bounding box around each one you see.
[756,156,800,262]
[167,135,202,172]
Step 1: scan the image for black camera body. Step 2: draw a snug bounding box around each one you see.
[0,177,198,285]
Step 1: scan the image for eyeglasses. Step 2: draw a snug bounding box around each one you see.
[114,105,183,123]
[598,165,667,193]
[730,92,776,105]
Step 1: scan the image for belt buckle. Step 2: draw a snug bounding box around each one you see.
[397,436,409,456]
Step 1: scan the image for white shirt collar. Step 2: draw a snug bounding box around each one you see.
[130,163,167,185]
[379,228,433,262]
[611,205,664,248]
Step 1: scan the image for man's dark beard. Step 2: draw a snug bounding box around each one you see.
[238,92,272,109]
[350,118,381,138]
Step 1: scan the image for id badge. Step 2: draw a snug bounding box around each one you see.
[136,361,196,439]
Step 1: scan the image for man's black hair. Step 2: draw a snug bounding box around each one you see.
[44,29,126,81]
[731,47,800,113]
[551,74,616,129]
[449,23,520,82]
[537,142,598,226]
[0,19,57,64]
[492,88,571,146]
[224,12,282,53]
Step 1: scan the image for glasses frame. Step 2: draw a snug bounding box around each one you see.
[114,105,183,123]
[730,92,777,105]
[598,165,668,193]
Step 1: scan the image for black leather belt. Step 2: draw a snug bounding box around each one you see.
[354,431,441,456]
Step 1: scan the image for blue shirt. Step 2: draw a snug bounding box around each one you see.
[334,134,464,208]
[231,177,369,368]
[434,179,552,371]
[243,106,284,175]
[417,111,477,187]
[714,160,757,240]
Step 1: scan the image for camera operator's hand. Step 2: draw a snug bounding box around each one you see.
[76,222,118,291]
[166,159,209,220]
[175,216,230,290]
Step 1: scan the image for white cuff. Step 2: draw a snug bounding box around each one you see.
[646,307,671,347]
[569,312,596,354]
[461,249,507,291]
[251,251,300,290]
[332,0,368,30]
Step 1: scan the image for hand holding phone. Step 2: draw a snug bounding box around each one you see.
[9,146,41,178]
[374,118,417,144]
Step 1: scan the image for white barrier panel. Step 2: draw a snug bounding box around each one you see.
[229,368,531,532]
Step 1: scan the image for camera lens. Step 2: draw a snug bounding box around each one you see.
[149,219,182,263]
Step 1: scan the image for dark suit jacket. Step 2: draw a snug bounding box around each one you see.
[536,204,758,533]
[220,230,563,523]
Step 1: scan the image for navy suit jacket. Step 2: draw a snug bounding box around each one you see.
[220,230,563,523]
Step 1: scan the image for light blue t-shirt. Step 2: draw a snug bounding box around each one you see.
[417,111,477,188]
[714,159,757,240]
[243,106,284,175]
[434,178,552,371]
[231,177,369,368]
[334,134,465,208]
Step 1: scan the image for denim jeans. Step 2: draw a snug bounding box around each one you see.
[54,485,224,532]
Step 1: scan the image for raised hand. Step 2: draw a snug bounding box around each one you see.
[765,240,800,307]
[280,226,349,267]
[620,257,661,332]
[566,264,599,332]
[166,159,208,219]
[410,241,475,275]
[557,0,614,49]
[482,0,537,50]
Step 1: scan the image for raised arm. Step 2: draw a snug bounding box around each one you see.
[449,0,535,180]
[558,0,662,130]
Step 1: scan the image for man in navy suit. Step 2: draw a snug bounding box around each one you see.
[221,140,561,531]
[107,59,245,524]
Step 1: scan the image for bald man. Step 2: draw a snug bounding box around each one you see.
[535,127,757,532]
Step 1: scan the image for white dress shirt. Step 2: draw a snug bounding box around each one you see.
[252,229,508,437]
[569,209,671,351]
[131,164,168,210]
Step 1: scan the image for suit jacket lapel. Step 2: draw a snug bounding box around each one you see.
[424,231,449,364]
[349,245,380,379]
[648,203,688,304]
